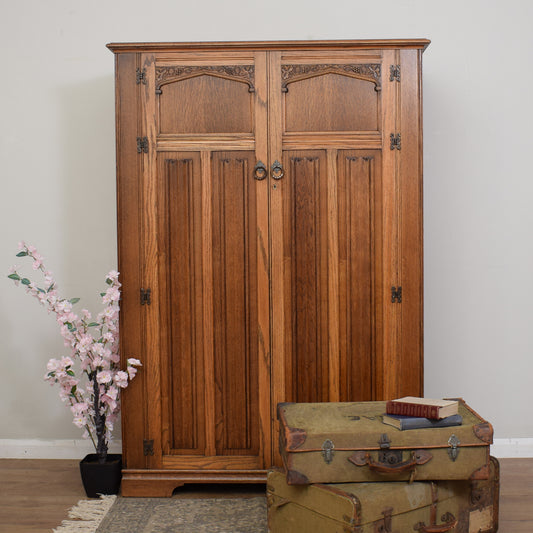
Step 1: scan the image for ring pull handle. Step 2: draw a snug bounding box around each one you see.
[271,160,284,180]
[414,512,458,532]
[348,450,432,474]
[253,161,267,181]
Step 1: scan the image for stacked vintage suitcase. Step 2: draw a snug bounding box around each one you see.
[268,399,499,532]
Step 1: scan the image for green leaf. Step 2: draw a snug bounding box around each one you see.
[87,322,99,327]
[16,251,28,257]
[106,278,113,285]
[21,278,31,286]
[66,370,75,377]
[100,292,106,297]
[7,273,20,281]
[71,385,77,395]
[69,297,80,304]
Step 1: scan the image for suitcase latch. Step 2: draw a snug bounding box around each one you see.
[378,434,402,466]
[321,439,335,464]
[448,434,460,461]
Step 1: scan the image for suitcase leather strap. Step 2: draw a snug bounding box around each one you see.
[348,449,432,474]
[414,512,458,532]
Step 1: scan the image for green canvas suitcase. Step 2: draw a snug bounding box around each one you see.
[278,400,492,484]
[267,457,500,532]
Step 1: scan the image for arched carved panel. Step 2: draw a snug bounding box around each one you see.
[283,71,380,133]
[157,70,254,134]
[281,63,381,92]
[156,65,255,94]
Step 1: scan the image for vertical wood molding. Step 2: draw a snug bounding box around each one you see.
[116,52,146,469]
[268,51,284,467]
[327,149,340,402]
[140,53,164,468]
[398,49,424,396]
[379,49,400,400]
[253,51,271,468]
[201,149,216,457]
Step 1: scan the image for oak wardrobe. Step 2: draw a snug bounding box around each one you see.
[107,39,430,496]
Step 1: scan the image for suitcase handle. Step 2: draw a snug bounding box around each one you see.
[348,450,432,474]
[414,512,458,532]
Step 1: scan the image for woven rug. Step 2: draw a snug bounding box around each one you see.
[95,496,267,533]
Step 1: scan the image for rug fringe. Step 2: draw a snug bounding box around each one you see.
[53,495,116,533]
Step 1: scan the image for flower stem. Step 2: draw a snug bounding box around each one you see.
[92,373,108,464]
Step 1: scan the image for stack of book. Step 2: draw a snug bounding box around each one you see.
[382,396,463,430]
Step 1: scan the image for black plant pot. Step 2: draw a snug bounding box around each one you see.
[79,453,122,498]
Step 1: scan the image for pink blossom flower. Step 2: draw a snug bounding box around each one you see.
[73,416,87,428]
[32,253,44,270]
[106,271,120,283]
[103,287,121,304]
[114,371,128,388]
[56,300,73,314]
[76,334,93,353]
[47,359,61,372]
[60,356,74,368]
[101,394,117,411]
[71,402,88,416]
[96,370,113,384]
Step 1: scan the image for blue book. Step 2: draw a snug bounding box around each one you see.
[382,413,463,430]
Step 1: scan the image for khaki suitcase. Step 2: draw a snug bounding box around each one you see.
[278,400,492,484]
[267,457,500,532]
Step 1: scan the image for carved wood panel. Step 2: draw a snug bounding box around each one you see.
[158,71,254,134]
[211,152,260,456]
[337,151,382,401]
[157,153,206,455]
[282,152,329,403]
[280,150,381,404]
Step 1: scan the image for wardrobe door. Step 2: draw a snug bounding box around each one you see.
[269,51,385,418]
[268,49,423,432]
[133,52,271,479]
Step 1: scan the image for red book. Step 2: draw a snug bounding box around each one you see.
[385,397,459,420]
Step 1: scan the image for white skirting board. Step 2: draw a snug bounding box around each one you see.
[0,438,532,459]
[0,439,123,459]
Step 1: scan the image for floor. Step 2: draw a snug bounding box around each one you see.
[0,458,531,532]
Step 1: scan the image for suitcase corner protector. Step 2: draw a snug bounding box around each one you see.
[286,469,310,485]
[473,422,494,444]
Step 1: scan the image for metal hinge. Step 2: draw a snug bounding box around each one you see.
[136,67,147,85]
[143,439,154,456]
[140,288,151,306]
[389,64,401,82]
[391,286,402,303]
[390,133,401,150]
[137,136,149,153]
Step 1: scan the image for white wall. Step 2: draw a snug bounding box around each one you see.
[1,0,532,455]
